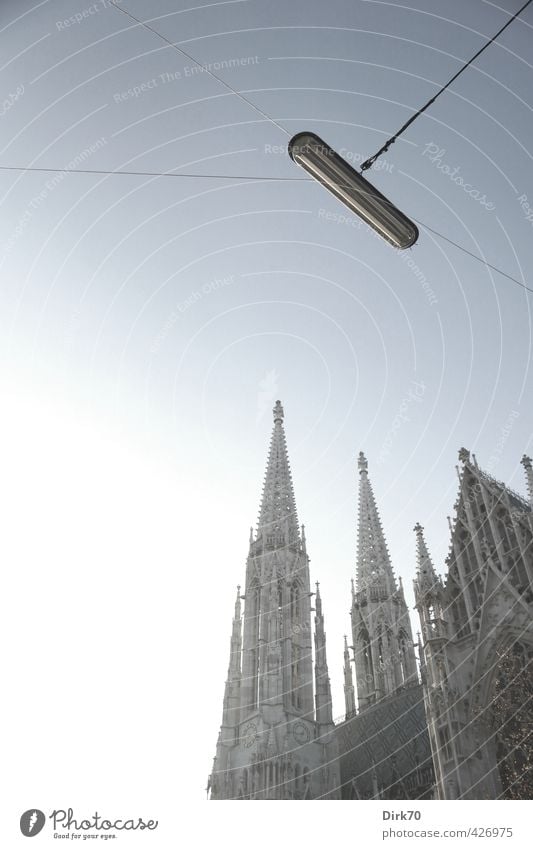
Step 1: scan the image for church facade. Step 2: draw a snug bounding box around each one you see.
[208,402,533,800]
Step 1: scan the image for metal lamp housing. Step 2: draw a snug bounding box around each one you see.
[288,132,419,249]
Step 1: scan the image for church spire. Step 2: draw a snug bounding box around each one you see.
[314,582,333,726]
[355,452,396,594]
[413,523,441,598]
[351,452,417,710]
[210,402,341,799]
[256,401,300,548]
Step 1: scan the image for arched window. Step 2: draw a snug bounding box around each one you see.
[360,628,374,694]
[292,645,302,709]
[398,629,410,684]
[247,580,260,709]
[290,581,300,621]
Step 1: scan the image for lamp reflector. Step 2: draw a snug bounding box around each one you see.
[288,132,418,249]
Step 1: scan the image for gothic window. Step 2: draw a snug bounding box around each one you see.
[292,644,302,709]
[398,629,410,684]
[438,725,452,762]
[248,582,260,709]
[290,581,300,622]
[360,629,374,692]
[378,636,384,667]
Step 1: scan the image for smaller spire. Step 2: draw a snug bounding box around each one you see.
[414,523,440,597]
[234,585,241,619]
[521,455,533,505]
[315,581,322,616]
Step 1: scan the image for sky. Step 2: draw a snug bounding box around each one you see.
[2,0,533,830]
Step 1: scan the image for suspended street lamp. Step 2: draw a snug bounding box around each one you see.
[288,132,418,249]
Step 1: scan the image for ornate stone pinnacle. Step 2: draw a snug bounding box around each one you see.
[273,399,284,423]
[358,451,368,474]
[458,447,470,463]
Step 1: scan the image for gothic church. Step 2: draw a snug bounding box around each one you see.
[208,402,533,799]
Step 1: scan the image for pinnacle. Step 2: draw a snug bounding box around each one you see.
[355,453,396,593]
[414,523,440,596]
[256,400,301,546]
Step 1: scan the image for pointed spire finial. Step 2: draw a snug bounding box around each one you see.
[273,399,284,423]
[358,451,368,475]
[414,523,440,597]
[234,585,242,618]
[315,581,322,616]
[458,447,470,463]
[521,455,533,504]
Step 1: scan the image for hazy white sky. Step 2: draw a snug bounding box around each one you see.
[2,0,533,826]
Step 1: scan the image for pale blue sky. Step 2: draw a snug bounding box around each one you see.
[1,0,533,804]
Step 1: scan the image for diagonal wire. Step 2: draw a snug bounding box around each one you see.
[108,1,290,137]
[0,165,531,293]
[413,218,533,293]
[361,0,533,170]
[0,164,306,181]
[413,217,533,295]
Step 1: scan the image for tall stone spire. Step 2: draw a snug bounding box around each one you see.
[343,635,356,719]
[209,401,340,799]
[355,451,396,594]
[314,583,333,726]
[351,452,417,711]
[256,400,300,548]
